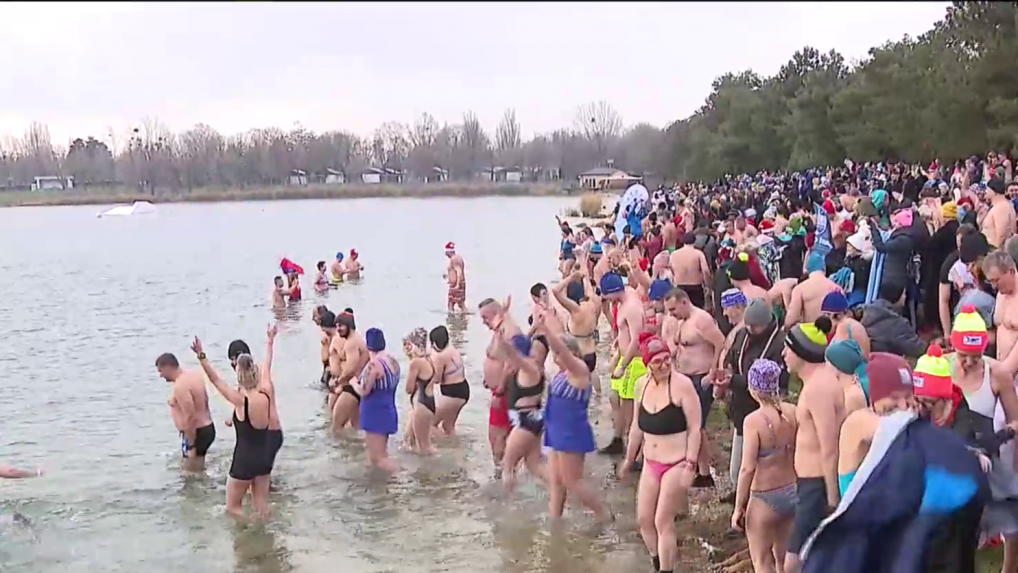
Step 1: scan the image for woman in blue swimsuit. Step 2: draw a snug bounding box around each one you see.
[356,328,400,473]
[533,311,606,520]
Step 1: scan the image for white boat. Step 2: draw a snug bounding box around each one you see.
[97,201,157,218]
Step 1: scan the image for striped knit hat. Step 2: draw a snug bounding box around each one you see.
[721,288,748,309]
[786,322,830,364]
[951,304,989,354]
[913,344,953,400]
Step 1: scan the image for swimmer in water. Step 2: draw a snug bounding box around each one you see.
[429,325,470,437]
[271,276,288,309]
[402,327,437,455]
[345,249,364,279]
[444,242,467,312]
[533,309,607,520]
[329,311,369,431]
[0,463,43,479]
[355,328,400,473]
[225,326,284,482]
[192,338,274,518]
[330,252,347,285]
[286,271,302,302]
[314,261,330,294]
[155,352,216,472]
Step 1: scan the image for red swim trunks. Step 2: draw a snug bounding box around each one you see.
[448,281,467,306]
[489,391,510,430]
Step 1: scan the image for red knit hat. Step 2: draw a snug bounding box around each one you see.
[759,220,775,233]
[639,332,670,365]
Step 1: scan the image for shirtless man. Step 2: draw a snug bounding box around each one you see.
[982,179,1016,250]
[330,252,346,284]
[271,276,288,309]
[345,249,364,279]
[661,214,678,252]
[317,310,336,389]
[481,296,516,476]
[156,353,216,472]
[600,271,645,456]
[552,271,602,394]
[987,251,1018,377]
[820,291,870,356]
[665,287,726,485]
[785,253,841,330]
[328,311,369,431]
[783,321,843,572]
[444,242,467,312]
[669,233,711,309]
[728,253,770,303]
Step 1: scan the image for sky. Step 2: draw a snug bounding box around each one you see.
[0,2,950,149]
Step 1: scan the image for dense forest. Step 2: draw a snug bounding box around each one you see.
[0,1,1014,191]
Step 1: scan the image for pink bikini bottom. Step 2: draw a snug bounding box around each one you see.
[645,458,686,482]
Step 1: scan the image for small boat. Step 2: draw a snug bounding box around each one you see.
[97,201,157,218]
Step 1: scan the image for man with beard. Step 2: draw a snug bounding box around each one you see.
[329,311,370,431]
[714,298,787,503]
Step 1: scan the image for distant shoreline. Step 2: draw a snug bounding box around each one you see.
[0,182,572,208]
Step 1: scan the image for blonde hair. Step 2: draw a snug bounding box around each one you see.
[235,354,259,389]
[752,389,787,422]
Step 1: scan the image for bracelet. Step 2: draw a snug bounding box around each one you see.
[197,352,207,360]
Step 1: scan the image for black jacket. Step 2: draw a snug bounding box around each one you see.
[872,226,915,291]
[724,320,788,434]
[861,299,926,358]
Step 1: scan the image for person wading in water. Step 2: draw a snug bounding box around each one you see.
[329,311,369,431]
[155,352,216,472]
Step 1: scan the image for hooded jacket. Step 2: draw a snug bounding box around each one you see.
[861,299,927,359]
[871,226,915,291]
[724,320,788,434]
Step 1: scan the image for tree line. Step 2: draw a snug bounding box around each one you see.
[663,1,1018,182]
[1,2,1013,192]
[0,102,668,192]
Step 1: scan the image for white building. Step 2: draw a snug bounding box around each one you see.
[32,175,74,191]
[325,168,346,184]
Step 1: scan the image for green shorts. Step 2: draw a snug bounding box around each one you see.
[610,356,647,400]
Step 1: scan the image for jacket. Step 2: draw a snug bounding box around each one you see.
[802,412,989,573]
[724,321,788,433]
[871,226,914,291]
[861,299,927,359]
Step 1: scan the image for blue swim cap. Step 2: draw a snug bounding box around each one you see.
[599,272,625,296]
[336,252,345,260]
[591,242,603,255]
[365,328,386,352]
[649,278,673,302]
[511,334,533,357]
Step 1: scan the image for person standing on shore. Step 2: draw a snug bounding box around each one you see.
[155,352,216,472]
[445,242,467,312]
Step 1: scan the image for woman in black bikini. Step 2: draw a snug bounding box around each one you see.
[494,327,549,491]
[402,327,437,455]
[192,336,274,519]
[429,326,470,437]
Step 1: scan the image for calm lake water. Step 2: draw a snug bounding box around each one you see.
[0,197,692,573]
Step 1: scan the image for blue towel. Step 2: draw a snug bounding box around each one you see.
[864,228,891,304]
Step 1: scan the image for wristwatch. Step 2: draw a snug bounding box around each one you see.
[197,352,207,360]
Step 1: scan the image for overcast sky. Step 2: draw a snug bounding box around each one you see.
[0,2,949,148]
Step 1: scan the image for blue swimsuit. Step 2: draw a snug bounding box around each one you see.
[544,371,596,454]
[359,357,400,436]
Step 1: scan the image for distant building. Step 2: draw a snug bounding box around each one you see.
[578,167,639,190]
[325,168,346,185]
[501,167,523,183]
[361,167,385,184]
[476,168,495,182]
[289,169,308,186]
[430,166,449,183]
[383,168,404,184]
[31,175,74,191]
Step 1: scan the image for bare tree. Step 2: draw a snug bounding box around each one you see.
[460,111,492,176]
[574,101,623,165]
[495,108,522,166]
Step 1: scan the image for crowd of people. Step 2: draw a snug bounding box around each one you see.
[9,152,1018,573]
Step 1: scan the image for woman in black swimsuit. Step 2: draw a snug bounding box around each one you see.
[402,327,437,455]
[226,327,284,480]
[429,326,470,436]
[494,326,549,491]
[193,337,274,519]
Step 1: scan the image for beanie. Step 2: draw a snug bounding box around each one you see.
[913,344,954,400]
[951,304,989,354]
[786,322,830,363]
[364,328,386,352]
[728,252,751,281]
[721,288,748,310]
[649,279,673,302]
[639,332,670,365]
[821,291,849,314]
[744,298,773,327]
[825,339,864,375]
[599,272,625,296]
[866,353,914,404]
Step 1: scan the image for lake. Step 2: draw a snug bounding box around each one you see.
[0,197,665,573]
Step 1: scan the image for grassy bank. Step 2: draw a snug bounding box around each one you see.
[0,182,569,208]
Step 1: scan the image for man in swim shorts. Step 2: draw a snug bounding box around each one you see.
[156,353,216,472]
[600,271,645,456]
[480,296,522,477]
[445,242,467,312]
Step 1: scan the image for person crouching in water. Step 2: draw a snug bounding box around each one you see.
[356,328,400,473]
[731,358,797,573]
[401,327,437,455]
[191,338,274,518]
[533,308,607,520]
[620,333,701,573]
